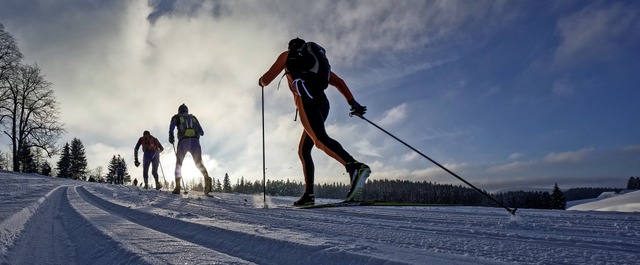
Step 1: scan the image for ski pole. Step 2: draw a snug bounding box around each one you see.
[157,152,168,190]
[351,112,517,215]
[158,159,167,190]
[172,143,188,194]
[152,150,167,190]
[261,85,267,206]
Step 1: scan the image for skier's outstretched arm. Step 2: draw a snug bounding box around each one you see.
[259,51,288,87]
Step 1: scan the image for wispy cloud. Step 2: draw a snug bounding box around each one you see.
[487,160,535,173]
[507,153,524,161]
[551,76,575,96]
[552,2,639,69]
[479,86,501,101]
[377,103,408,127]
[401,151,419,163]
[620,145,640,153]
[543,148,594,163]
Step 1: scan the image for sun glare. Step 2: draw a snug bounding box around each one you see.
[156,153,218,188]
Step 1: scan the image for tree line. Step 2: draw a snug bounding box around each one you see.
[216,177,635,210]
[202,176,627,210]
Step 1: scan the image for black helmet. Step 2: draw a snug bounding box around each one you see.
[288,37,305,50]
[143,130,150,136]
[178,104,188,114]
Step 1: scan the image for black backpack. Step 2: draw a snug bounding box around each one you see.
[286,42,331,90]
[177,114,198,139]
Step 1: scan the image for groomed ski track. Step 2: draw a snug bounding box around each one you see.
[1,173,639,264]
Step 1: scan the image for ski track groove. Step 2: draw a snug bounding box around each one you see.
[70,186,256,265]
[2,175,639,265]
[3,186,153,265]
[172,194,640,262]
[78,186,411,265]
[90,185,640,264]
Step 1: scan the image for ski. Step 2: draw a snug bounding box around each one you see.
[297,201,457,209]
[175,191,210,197]
[179,192,219,199]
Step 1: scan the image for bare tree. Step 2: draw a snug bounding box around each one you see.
[1,63,65,171]
[91,166,105,182]
[1,24,64,172]
[0,24,22,85]
[1,24,23,129]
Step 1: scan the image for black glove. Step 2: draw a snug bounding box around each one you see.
[348,100,367,116]
[258,78,263,87]
[169,134,175,144]
[134,157,140,167]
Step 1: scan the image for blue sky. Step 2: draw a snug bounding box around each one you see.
[1,0,638,192]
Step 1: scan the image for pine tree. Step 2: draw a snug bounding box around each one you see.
[56,143,71,178]
[627,176,639,190]
[18,145,36,173]
[55,139,88,180]
[550,183,566,210]
[107,155,118,183]
[107,155,127,184]
[120,158,129,184]
[41,161,52,176]
[193,178,204,192]
[32,148,46,175]
[215,179,222,192]
[69,138,88,180]
[223,173,232,193]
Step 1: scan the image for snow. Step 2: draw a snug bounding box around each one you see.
[567,190,640,213]
[1,171,639,265]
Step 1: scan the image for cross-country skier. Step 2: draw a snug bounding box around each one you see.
[258,38,371,206]
[134,130,164,189]
[168,104,212,195]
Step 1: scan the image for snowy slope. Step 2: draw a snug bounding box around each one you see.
[1,171,639,265]
[567,190,640,212]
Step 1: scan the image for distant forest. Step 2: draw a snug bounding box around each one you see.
[213,176,632,210]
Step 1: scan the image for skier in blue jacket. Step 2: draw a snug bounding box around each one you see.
[169,104,212,195]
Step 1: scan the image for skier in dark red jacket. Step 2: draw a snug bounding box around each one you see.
[134,130,164,189]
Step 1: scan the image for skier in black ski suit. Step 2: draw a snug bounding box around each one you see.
[258,38,371,206]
